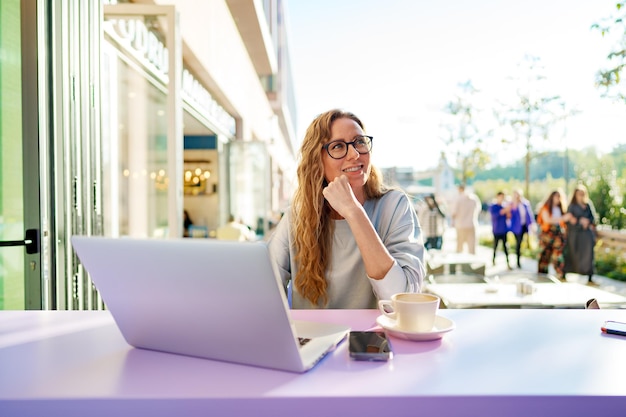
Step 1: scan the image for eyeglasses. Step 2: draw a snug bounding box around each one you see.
[322,135,373,159]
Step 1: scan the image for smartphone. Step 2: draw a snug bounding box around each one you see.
[348,331,393,361]
[601,320,626,337]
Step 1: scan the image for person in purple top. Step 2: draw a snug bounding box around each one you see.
[489,191,511,269]
[508,189,535,268]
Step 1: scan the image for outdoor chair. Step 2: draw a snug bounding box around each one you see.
[427,273,487,285]
[449,263,486,276]
[425,254,486,276]
[188,225,209,238]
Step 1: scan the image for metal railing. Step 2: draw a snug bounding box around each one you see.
[597,228,626,253]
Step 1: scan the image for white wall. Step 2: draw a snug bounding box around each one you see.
[156,0,282,144]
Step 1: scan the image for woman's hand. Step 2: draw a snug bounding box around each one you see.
[322,175,361,219]
[323,175,395,280]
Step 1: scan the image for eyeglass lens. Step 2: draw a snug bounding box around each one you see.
[325,136,372,159]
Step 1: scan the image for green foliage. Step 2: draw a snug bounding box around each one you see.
[592,2,626,104]
[474,151,578,183]
[595,247,626,281]
[468,145,626,228]
[586,170,614,226]
[578,151,626,229]
[440,80,492,186]
[494,55,573,197]
[470,138,626,280]
[472,177,567,211]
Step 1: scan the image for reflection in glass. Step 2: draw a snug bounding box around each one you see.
[101,42,169,237]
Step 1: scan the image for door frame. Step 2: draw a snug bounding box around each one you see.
[21,0,44,309]
[19,1,183,310]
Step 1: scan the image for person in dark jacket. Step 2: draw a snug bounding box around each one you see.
[564,184,597,284]
[489,191,511,269]
[508,189,535,268]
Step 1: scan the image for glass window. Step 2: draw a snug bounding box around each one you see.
[229,141,270,237]
[101,42,169,238]
[0,0,25,309]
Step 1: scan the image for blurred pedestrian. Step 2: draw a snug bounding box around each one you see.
[489,191,511,269]
[508,188,535,268]
[216,214,255,241]
[564,184,597,284]
[450,184,481,254]
[536,190,571,280]
[183,210,193,237]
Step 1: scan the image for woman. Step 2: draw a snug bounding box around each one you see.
[564,184,597,284]
[537,190,571,280]
[508,189,535,268]
[268,109,425,309]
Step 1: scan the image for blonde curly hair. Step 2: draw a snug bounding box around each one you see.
[291,109,385,306]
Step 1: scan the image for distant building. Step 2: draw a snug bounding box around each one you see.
[381,152,455,198]
[381,153,455,249]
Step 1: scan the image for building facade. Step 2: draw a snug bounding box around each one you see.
[0,0,298,310]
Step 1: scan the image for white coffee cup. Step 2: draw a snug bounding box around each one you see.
[378,293,440,333]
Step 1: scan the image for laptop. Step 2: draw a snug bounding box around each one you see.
[71,236,350,373]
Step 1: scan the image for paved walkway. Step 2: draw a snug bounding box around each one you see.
[436,225,626,297]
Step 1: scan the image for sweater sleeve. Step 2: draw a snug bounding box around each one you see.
[366,190,426,299]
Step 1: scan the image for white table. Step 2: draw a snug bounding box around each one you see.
[1,309,626,417]
[426,252,486,275]
[426,282,626,308]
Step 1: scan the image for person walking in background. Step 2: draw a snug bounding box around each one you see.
[537,190,571,280]
[508,189,535,268]
[450,184,481,254]
[216,214,255,241]
[183,210,193,237]
[267,109,425,309]
[564,184,597,284]
[489,191,511,269]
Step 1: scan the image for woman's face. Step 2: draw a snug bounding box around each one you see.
[552,193,560,205]
[322,117,371,193]
[575,189,585,203]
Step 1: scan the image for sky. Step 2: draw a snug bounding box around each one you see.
[284,0,625,171]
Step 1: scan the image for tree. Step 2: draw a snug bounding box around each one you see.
[439,80,492,186]
[495,55,568,198]
[592,2,626,104]
[578,148,626,229]
[586,168,615,227]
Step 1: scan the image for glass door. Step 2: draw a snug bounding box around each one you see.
[0,1,184,310]
[0,0,42,309]
[103,3,183,239]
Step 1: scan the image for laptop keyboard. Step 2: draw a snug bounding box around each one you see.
[298,337,311,347]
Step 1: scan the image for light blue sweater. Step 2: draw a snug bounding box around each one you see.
[267,189,426,309]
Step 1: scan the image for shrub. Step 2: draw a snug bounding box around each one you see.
[595,248,626,282]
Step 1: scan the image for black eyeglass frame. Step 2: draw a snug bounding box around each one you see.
[322,135,374,160]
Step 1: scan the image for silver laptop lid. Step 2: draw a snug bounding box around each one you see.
[71,236,308,372]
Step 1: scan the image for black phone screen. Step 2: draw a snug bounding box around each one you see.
[348,331,393,361]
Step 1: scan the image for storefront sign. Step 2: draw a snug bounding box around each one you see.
[182,70,236,135]
[104,10,236,136]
